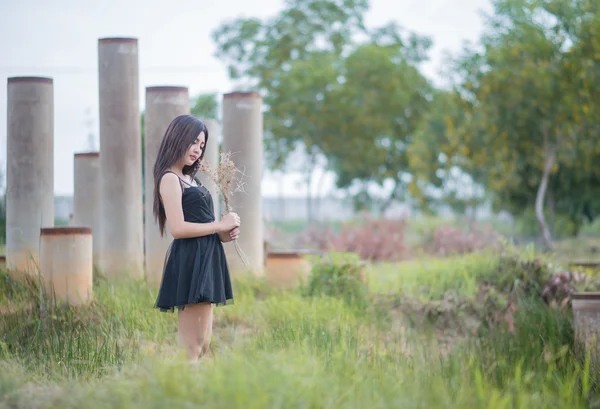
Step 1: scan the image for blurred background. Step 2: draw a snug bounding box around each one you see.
[2,3,600,405]
[1,0,598,263]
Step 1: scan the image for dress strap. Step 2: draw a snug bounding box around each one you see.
[162,171,202,189]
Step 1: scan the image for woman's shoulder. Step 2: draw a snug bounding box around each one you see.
[160,171,180,184]
[159,171,184,193]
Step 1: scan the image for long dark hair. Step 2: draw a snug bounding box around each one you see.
[153,114,209,236]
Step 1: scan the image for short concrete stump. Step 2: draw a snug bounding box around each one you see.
[572,292,600,361]
[265,250,314,289]
[40,227,93,307]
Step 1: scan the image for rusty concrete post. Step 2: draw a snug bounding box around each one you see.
[144,86,190,286]
[221,92,264,275]
[40,227,93,306]
[6,76,54,277]
[97,37,144,279]
[73,152,100,265]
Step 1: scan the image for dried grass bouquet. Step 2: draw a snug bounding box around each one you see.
[199,151,250,268]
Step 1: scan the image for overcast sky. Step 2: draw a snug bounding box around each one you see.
[0,0,492,197]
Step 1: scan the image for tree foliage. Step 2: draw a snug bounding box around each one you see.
[191,93,219,121]
[326,36,433,212]
[211,0,600,240]
[409,0,600,245]
[212,1,433,211]
[212,0,368,169]
[407,89,482,215]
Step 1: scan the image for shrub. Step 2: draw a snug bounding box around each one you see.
[397,243,578,337]
[423,224,500,257]
[489,243,555,294]
[469,295,584,393]
[302,252,369,308]
[295,217,408,262]
[294,224,337,253]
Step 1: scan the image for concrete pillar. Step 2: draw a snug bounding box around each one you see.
[40,227,93,306]
[97,37,144,279]
[6,76,54,277]
[144,86,190,286]
[221,92,264,275]
[73,152,100,265]
[198,118,220,219]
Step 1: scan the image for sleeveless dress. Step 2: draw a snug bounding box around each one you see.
[154,171,234,312]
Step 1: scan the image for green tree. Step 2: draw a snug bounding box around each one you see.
[406,89,485,215]
[212,0,368,169]
[213,2,433,213]
[326,32,433,213]
[213,0,372,219]
[442,0,600,248]
[191,93,219,120]
[265,50,341,219]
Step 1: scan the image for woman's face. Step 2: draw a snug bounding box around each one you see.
[183,131,206,167]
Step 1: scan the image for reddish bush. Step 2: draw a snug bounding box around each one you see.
[295,217,408,262]
[294,224,337,252]
[424,224,500,257]
[541,270,598,308]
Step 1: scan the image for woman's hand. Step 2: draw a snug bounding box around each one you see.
[218,212,240,232]
[219,227,240,243]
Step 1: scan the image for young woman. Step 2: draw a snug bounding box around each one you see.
[152,114,240,363]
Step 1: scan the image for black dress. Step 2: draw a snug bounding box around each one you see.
[154,171,234,312]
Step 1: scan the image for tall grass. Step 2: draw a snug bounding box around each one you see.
[0,246,598,408]
[369,252,498,300]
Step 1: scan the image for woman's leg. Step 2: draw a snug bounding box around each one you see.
[177,302,214,362]
[177,304,202,361]
[197,303,214,357]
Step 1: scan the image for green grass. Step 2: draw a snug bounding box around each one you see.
[552,236,600,264]
[368,252,499,300]
[0,247,598,408]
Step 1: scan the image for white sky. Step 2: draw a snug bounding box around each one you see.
[0,0,492,197]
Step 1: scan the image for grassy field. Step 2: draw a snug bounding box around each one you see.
[0,241,598,408]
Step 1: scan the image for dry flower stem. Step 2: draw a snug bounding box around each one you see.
[200,152,251,269]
